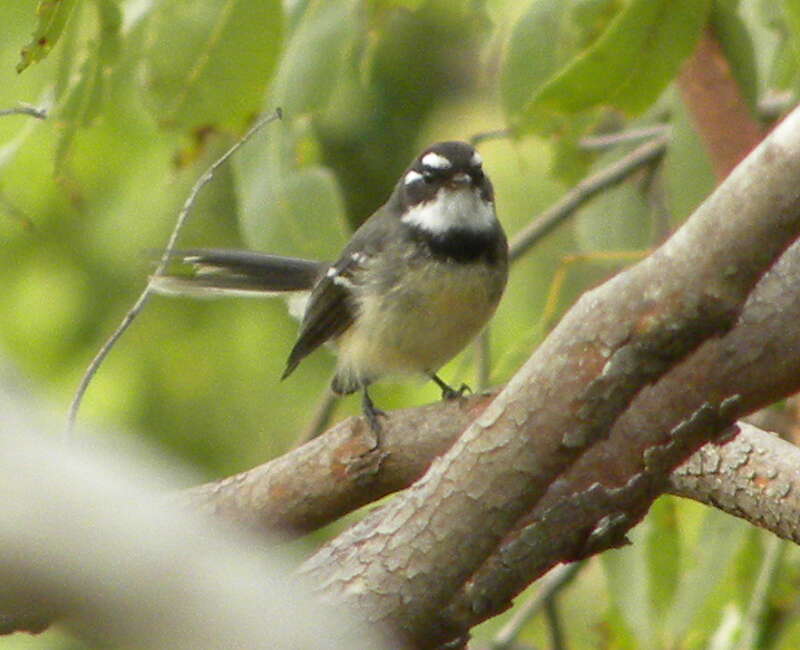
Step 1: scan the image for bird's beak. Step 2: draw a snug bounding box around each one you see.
[447,172,471,188]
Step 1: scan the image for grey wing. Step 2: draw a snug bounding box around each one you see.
[281,256,362,379]
[281,206,396,379]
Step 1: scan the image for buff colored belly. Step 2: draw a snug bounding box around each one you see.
[335,262,504,387]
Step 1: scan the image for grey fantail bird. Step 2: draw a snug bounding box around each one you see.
[154,141,508,434]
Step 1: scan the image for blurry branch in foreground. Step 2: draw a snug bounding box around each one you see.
[0,389,388,648]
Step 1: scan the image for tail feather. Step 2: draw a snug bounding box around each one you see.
[151,249,326,296]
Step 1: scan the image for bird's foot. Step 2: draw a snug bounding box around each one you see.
[441,382,471,401]
[430,374,471,401]
[362,389,386,445]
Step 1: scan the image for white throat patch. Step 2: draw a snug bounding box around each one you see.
[401,187,495,234]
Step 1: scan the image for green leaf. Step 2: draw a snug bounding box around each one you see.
[234,122,349,259]
[603,520,657,648]
[369,0,425,12]
[53,0,122,175]
[782,0,800,37]
[602,498,682,648]
[644,497,681,620]
[17,0,79,73]
[501,0,625,120]
[665,510,748,643]
[269,1,358,116]
[782,0,800,74]
[231,0,357,256]
[501,0,587,121]
[517,0,712,133]
[142,0,283,131]
[663,92,716,224]
[712,0,760,113]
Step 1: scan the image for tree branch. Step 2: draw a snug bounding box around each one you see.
[177,395,494,536]
[436,221,800,637]
[0,104,47,119]
[670,423,800,541]
[509,134,667,261]
[677,27,763,180]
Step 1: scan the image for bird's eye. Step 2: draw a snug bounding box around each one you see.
[421,169,437,182]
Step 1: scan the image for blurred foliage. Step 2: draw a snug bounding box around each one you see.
[3,0,800,647]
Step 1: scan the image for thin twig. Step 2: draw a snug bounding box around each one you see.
[544,596,566,650]
[491,561,583,650]
[65,108,283,437]
[509,134,669,262]
[580,125,670,151]
[0,104,47,119]
[737,534,784,649]
[470,129,511,146]
[758,90,795,122]
[470,124,671,150]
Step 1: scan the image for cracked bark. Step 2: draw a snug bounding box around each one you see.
[671,422,800,541]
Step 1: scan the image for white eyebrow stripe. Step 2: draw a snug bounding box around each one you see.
[404,170,423,185]
[421,152,451,169]
[470,151,483,167]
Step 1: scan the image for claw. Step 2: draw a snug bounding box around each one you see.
[430,374,471,401]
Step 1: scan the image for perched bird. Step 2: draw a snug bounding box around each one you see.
[154,141,508,433]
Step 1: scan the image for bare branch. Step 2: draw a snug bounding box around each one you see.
[509,134,667,261]
[177,394,493,536]
[670,423,800,543]
[0,407,387,648]
[179,231,800,572]
[0,104,47,119]
[65,109,282,437]
[579,125,670,151]
[678,27,763,180]
[490,562,583,650]
[436,231,800,636]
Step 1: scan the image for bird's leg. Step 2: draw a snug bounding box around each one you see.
[429,373,471,401]
[362,387,386,441]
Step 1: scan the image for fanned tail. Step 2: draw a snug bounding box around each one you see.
[150,249,326,297]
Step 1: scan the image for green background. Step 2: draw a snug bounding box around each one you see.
[2,0,800,647]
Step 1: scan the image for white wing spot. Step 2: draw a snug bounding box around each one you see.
[333,275,356,290]
[404,170,423,185]
[351,252,368,264]
[326,267,337,278]
[421,152,451,170]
